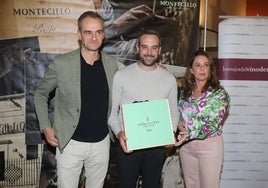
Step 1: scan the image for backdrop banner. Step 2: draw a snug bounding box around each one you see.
[0,0,200,187]
[0,0,95,53]
[218,17,268,188]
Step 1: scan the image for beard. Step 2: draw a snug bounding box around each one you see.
[138,54,160,67]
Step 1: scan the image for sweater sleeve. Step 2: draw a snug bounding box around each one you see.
[168,76,179,132]
[108,71,124,136]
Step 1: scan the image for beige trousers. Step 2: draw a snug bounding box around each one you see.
[179,135,224,188]
[56,135,110,188]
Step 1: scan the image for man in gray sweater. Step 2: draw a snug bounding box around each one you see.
[108,30,179,188]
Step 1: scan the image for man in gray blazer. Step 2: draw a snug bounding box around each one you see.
[34,11,118,188]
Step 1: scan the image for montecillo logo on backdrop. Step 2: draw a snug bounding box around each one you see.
[159,1,198,9]
[13,8,71,16]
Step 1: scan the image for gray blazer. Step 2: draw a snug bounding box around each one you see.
[34,48,118,151]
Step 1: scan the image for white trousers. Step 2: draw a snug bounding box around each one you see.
[56,135,110,188]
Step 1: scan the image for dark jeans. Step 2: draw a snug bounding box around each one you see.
[117,146,166,188]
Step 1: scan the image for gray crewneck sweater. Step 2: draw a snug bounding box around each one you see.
[108,63,179,136]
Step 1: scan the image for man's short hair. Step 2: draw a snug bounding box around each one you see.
[78,11,104,31]
[137,30,162,46]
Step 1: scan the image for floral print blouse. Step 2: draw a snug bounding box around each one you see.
[178,87,230,140]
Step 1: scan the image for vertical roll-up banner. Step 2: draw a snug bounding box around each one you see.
[218,17,268,188]
[0,0,200,187]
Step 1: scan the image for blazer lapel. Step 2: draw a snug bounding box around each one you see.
[69,49,81,107]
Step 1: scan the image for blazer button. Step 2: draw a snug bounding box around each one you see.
[73,125,76,128]
[77,109,79,113]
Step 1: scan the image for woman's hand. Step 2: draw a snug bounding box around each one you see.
[174,122,188,146]
[178,121,186,132]
[175,131,188,146]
